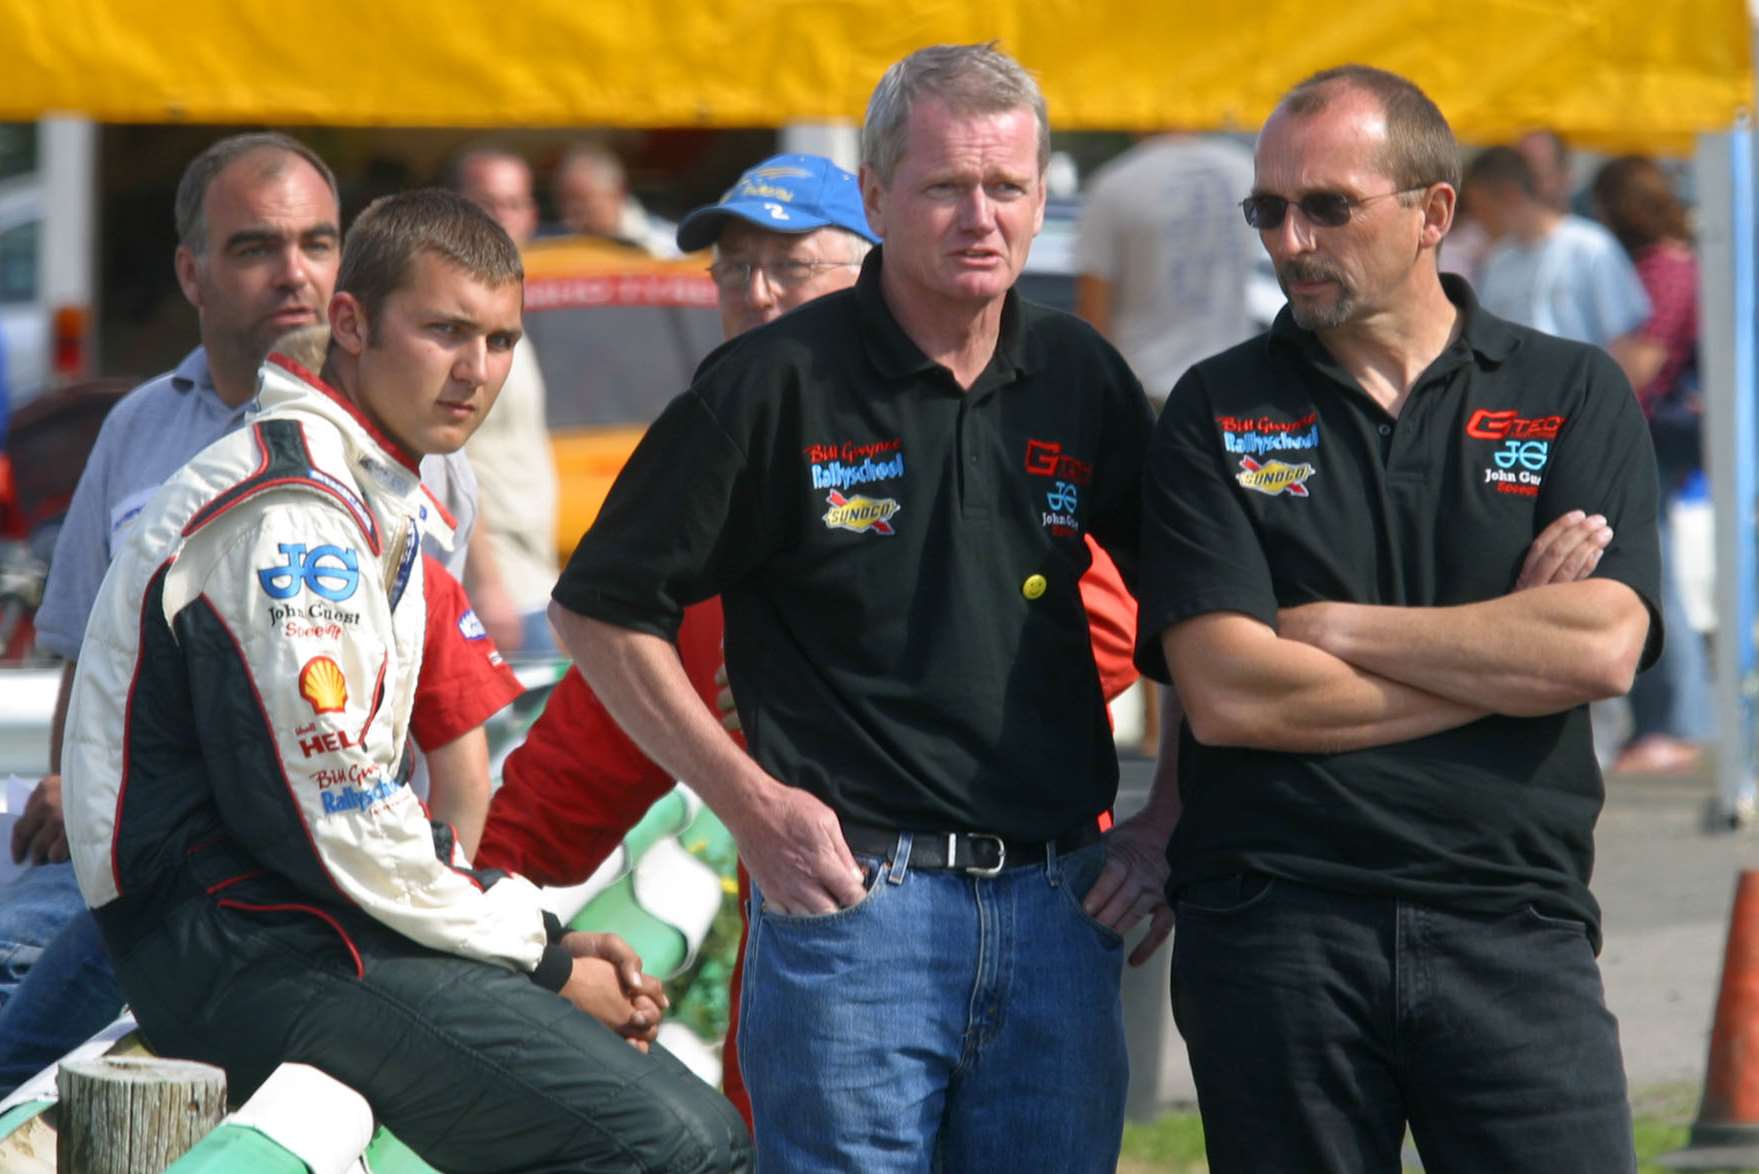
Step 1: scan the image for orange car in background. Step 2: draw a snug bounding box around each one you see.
[519,235,722,561]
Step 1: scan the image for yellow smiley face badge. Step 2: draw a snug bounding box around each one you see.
[1021,574,1047,600]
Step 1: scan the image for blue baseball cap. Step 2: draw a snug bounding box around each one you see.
[675,153,879,253]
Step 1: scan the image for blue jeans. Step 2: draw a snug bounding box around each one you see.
[1172,875,1635,1174]
[0,863,125,1097]
[737,837,1127,1173]
[0,861,85,1005]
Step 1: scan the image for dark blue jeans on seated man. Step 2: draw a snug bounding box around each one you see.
[738,836,1128,1173]
[0,862,125,1096]
[1172,874,1635,1174]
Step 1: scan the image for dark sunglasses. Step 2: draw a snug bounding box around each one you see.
[1240,186,1428,230]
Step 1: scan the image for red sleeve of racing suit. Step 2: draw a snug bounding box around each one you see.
[475,598,727,884]
[409,555,523,751]
[1080,536,1140,704]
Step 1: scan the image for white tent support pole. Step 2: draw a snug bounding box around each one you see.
[1696,125,1758,828]
[37,114,98,367]
[778,123,859,174]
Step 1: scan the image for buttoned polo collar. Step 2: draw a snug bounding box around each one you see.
[168,347,216,395]
[853,247,1035,391]
[168,345,269,426]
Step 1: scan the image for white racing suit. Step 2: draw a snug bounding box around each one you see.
[61,356,749,1174]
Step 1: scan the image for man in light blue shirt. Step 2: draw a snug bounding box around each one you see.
[1466,145,1651,350]
[0,132,491,1097]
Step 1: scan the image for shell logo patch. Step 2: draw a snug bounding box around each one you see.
[822,490,900,536]
[298,656,349,715]
[1236,456,1315,498]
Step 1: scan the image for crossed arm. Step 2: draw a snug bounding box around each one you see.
[1166,510,1651,755]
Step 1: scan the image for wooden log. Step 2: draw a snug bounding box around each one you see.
[56,1056,226,1174]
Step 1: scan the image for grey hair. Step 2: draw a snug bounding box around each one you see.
[861,42,1050,185]
[175,132,338,253]
[840,228,876,264]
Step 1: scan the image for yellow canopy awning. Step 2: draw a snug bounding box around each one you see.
[7,1,1750,152]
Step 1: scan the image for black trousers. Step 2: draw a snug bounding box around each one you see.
[107,895,751,1174]
[1171,875,1636,1174]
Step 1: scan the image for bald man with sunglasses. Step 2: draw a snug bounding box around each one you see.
[1134,66,1661,1173]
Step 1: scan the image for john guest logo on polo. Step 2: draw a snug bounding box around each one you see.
[1466,409,1565,498]
[1043,480,1081,538]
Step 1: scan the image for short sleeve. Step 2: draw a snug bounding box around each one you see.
[1133,366,1280,681]
[408,556,523,751]
[553,387,775,641]
[1084,346,1155,584]
[1537,348,1664,669]
[35,417,127,658]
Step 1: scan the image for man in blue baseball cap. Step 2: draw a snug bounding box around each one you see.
[676,153,879,337]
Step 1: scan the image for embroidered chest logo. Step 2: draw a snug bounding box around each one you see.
[1043,481,1081,538]
[1025,440,1090,538]
[822,491,900,536]
[1467,409,1565,498]
[1236,456,1316,497]
[258,543,360,602]
[1216,412,1320,456]
[298,656,349,715]
[1023,439,1093,485]
[804,438,906,492]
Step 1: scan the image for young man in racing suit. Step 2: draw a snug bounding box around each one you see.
[60,189,749,1173]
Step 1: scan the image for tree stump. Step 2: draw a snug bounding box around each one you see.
[56,1056,226,1174]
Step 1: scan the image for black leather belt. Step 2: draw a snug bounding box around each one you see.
[841,821,1103,877]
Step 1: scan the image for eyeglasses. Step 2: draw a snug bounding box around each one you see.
[707,258,857,291]
[1240,186,1429,230]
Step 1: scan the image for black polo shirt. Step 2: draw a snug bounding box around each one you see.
[556,249,1153,840]
[1136,276,1662,942]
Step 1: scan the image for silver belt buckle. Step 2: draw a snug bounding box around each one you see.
[959,833,1006,877]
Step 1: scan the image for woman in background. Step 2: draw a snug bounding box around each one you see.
[1592,156,1710,774]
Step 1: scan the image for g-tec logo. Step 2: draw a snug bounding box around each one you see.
[1236,456,1316,498]
[1023,439,1093,486]
[822,491,900,536]
[1465,409,1566,441]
